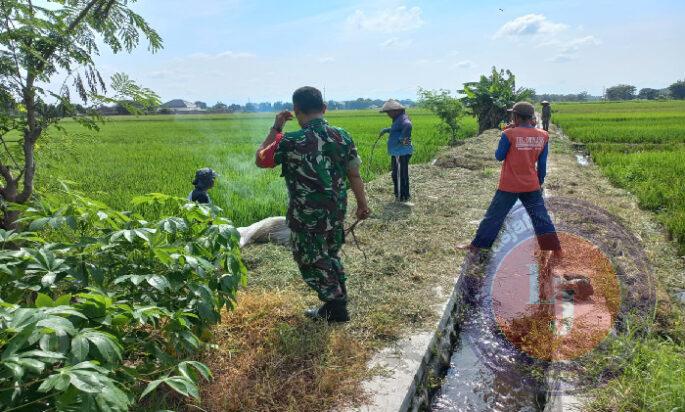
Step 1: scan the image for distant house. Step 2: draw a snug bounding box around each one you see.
[159,99,205,113]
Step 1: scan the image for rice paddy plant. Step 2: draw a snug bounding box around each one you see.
[551,100,685,254]
[37,110,476,226]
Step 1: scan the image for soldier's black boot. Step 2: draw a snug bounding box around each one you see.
[305,300,350,323]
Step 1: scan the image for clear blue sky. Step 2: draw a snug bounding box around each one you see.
[89,0,685,104]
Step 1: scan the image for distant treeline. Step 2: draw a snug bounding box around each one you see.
[197,98,417,114]
[532,92,602,102]
[601,80,685,101]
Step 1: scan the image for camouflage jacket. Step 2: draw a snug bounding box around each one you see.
[275,118,362,233]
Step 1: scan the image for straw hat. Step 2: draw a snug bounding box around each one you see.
[541,100,550,105]
[379,99,405,113]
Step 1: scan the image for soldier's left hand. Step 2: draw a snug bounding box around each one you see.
[356,206,371,220]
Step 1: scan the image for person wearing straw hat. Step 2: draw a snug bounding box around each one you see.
[379,99,414,203]
[541,101,552,131]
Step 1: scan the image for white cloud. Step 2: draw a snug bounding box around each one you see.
[380,37,413,49]
[347,6,424,33]
[317,56,336,63]
[454,60,476,69]
[548,35,601,62]
[185,51,256,60]
[494,14,568,39]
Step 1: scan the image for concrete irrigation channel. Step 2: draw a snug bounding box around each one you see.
[347,124,677,412]
[236,125,681,412]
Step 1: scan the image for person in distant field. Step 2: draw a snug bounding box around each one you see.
[541,101,552,132]
[255,86,371,323]
[457,102,562,264]
[189,168,218,204]
[379,100,414,203]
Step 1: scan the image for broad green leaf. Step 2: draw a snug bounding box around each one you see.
[39,332,70,354]
[164,376,199,400]
[68,370,107,393]
[83,331,122,364]
[2,322,36,360]
[147,275,170,292]
[54,294,73,306]
[139,379,163,399]
[71,335,89,361]
[38,373,70,393]
[178,361,212,382]
[35,293,55,308]
[37,316,76,335]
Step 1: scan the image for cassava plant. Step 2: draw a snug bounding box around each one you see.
[0,0,162,228]
[0,189,247,411]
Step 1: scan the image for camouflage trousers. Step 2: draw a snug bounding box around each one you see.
[290,227,347,302]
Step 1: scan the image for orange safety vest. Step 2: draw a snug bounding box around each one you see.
[498,127,549,193]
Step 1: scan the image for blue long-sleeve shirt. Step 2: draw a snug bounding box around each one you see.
[381,113,414,156]
[495,129,549,185]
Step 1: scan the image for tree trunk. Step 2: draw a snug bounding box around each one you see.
[1,177,19,230]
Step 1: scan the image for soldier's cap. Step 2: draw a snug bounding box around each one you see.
[379,99,405,113]
[512,101,535,117]
[541,100,550,105]
[193,168,218,187]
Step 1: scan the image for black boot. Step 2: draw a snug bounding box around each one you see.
[305,300,350,323]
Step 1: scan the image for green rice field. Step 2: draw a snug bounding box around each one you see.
[553,100,685,253]
[38,110,476,226]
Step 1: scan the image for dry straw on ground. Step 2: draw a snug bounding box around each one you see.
[197,125,684,412]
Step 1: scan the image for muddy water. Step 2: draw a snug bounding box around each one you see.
[431,202,547,412]
[430,305,546,411]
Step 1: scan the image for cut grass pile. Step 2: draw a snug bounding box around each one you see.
[199,291,370,412]
[553,100,685,254]
[37,110,476,226]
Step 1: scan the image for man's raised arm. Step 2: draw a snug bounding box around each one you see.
[255,110,293,168]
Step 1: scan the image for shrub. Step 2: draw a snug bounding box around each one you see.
[0,190,247,411]
[417,88,464,145]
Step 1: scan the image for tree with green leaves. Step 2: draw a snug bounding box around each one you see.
[417,88,464,144]
[460,67,535,134]
[669,80,685,100]
[0,0,162,228]
[638,88,660,100]
[605,84,637,101]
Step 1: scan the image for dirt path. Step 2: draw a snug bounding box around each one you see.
[199,125,684,412]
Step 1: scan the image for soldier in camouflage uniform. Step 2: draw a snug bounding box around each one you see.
[256,86,371,322]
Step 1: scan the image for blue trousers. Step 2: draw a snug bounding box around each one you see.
[472,190,561,250]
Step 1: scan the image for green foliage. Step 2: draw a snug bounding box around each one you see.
[417,88,464,145]
[460,67,535,133]
[637,88,660,100]
[36,110,478,226]
[0,0,162,224]
[669,80,685,100]
[0,189,246,411]
[605,84,637,101]
[554,100,685,254]
[584,318,685,412]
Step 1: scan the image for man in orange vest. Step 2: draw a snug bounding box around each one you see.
[458,101,562,262]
